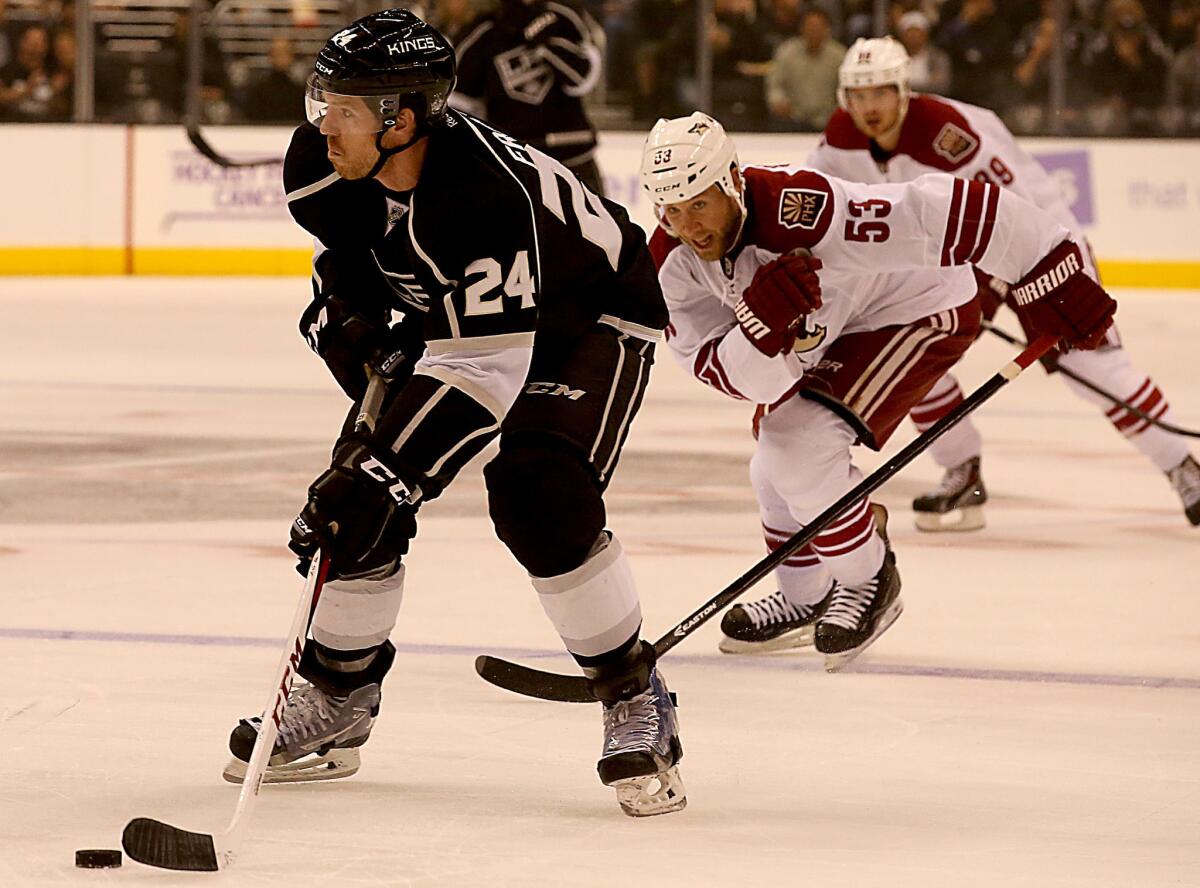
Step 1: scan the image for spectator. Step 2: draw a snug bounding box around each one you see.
[241,36,303,123]
[761,0,805,51]
[1168,17,1200,131]
[666,0,772,128]
[431,0,478,43]
[897,11,950,93]
[0,25,53,121]
[0,1,13,70]
[153,9,232,123]
[628,0,690,120]
[1166,0,1200,51]
[936,0,1013,109]
[1084,0,1172,134]
[46,25,72,120]
[1008,0,1090,132]
[766,7,845,131]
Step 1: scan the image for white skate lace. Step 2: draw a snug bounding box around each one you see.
[603,689,662,754]
[821,580,878,632]
[278,683,340,744]
[740,590,809,628]
[1168,457,1200,506]
[935,459,977,497]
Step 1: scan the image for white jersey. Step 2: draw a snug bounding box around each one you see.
[650,163,1072,405]
[808,94,1090,270]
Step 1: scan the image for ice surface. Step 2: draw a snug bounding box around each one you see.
[1,278,1197,886]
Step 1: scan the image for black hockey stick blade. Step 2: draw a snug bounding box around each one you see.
[475,335,1057,702]
[186,125,283,169]
[474,655,596,703]
[122,817,219,872]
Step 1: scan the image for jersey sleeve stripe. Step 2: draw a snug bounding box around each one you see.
[940,177,966,267]
[951,180,987,265]
[694,339,745,399]
[286,170,341,204]
[968,183,1001,265]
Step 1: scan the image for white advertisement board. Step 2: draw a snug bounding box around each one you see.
[1,124,1198,285]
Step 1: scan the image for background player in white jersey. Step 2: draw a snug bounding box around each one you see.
[641,113,1116,662]
[224,9,683,818]
[808,36,1200,531]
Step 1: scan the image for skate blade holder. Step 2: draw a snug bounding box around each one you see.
[718,624,816,655]
[823,598,905,674]
[914,505,985,533]
[613,766,688,817]
[221,747,362,785]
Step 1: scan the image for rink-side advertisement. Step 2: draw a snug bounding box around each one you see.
[1,125,1198,285]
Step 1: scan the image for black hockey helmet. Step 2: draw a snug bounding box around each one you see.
[305,8,456,134]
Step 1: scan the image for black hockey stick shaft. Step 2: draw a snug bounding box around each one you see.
[981,322,1200,439]
[122,375,387,870]
[475,335,1057,703]
[186,125,284,169]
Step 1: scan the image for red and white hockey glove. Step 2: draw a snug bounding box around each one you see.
[735,254,823,356]
[1010,241,1116,351]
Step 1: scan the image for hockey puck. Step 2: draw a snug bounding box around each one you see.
[75,849,122,868]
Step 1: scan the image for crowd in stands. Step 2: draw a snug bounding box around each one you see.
[3,0,1200,136]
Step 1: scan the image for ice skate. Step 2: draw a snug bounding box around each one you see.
[597,668,686,817]
[719,585,831,654]
[816,550,903,673]
[913,456,987,532]
[222,681,379,784]
[1167,455,1200,526]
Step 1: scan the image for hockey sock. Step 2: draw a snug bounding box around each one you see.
[811,497,886,587]
[531,533,643,664]
[763,522,831,607]
[909,373,982,469]
[311,564,405,653]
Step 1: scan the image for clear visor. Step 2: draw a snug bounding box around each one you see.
[305,76,397,134]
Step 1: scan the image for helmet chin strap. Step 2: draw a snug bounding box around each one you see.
[367,125,427,180]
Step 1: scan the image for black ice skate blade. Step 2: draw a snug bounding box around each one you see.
[122,817,219,872]
[474,655,596,703]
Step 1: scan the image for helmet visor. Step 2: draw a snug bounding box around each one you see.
[305,75,397,134]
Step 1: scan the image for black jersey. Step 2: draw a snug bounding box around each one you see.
[283,111,664,364]
[452,1,602,166]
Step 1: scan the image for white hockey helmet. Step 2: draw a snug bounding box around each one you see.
[640,112,745,225]
[837,37,911,116]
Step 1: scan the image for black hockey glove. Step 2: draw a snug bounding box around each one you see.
[289,436,418,580]
[299,296,415,400]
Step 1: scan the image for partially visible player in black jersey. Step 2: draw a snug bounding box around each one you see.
[451,0,606,194]
[222,8,685,818]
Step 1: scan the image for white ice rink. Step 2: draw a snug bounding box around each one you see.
[2,278,1198,887]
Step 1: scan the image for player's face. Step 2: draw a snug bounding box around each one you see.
[662,184,741,261]
[845,85,903,139]
[319,96,382,180]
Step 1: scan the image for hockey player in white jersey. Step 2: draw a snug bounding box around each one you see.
[641,113,1117,663]
[808,36,1200,531]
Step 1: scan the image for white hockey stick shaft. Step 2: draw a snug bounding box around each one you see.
[213,552,329,869]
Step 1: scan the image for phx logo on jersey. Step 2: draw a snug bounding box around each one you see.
[778,188,828,231]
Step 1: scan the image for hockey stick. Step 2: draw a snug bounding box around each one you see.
[475,335,1057,703]
[186,125,284,169]
[122,551,330,870]
[982,322,1200,439]
[122,372,387,870]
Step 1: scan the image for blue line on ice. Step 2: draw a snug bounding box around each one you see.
[1,626,1196,691]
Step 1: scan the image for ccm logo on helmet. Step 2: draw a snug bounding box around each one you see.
[1011,251,1082,306]
[388,36,438,54]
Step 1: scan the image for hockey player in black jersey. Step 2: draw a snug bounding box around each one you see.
[451,0,606,194]
[222,8,685,818]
